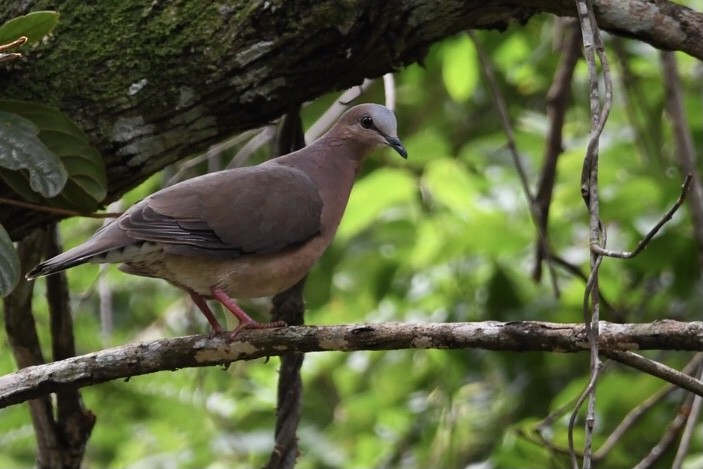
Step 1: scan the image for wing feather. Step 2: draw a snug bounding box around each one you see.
[118,164,323,258]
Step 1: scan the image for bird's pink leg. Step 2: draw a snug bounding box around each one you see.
[188,290,224,335]
[210,287,287,340]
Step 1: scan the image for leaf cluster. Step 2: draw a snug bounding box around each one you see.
[0,12,107,295]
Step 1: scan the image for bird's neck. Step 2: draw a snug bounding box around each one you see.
[280,136,369,239]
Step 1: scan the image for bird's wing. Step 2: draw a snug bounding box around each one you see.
[118,164,324,258]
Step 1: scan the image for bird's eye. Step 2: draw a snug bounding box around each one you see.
[360,115,374,129]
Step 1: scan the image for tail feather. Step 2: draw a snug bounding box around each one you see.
[25,225,133,279]
[26,251,97,279]
[26,241,113,279]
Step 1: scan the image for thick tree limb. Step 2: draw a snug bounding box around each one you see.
[1,320,703,409]
[1,0,701,240]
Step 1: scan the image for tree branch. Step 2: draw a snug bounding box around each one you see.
[2,320,703,409]
[2,0,702,240]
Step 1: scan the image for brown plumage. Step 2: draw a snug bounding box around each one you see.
[27,104,407,338]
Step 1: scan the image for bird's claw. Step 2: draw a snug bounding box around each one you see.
[227,320,287,342]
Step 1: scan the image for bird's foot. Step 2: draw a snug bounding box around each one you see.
[207,325,223,339]
[228,319,287,341]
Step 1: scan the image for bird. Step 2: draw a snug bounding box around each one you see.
[26,103,407,339]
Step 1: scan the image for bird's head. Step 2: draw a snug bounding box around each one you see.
[334,104,408,159]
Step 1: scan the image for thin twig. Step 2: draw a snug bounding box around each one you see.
[591,175,692,259]
[0,36,27,63]
[166,129,259,183]
[672,360,703,469]
[265,108,307,469]
[577,3,612,207]
[305,79,374,142]
[0,196,122,219]
[594,353,703,461]
[529,362,614,458]
[227,125,278,168]
[533,19,582,283]
[574,247,604,469]
[661,62,703,468]
[572,0,613,466]
[469,31,561,297]
[519,426,581,458]
[45,225,95,467]
[0,36,27,52]
[470,32,531,203]
[383,73,396,111]
[568,354,602,469]
[610,39,660,162]
[632,393,693,469]
[3,229,61,467]
[219,79,376,170]
[604,351,703,398]
[661,50,703,262]
[0,52,22,63]
[214,80,376,172]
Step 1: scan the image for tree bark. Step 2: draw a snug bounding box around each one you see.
[1,0,701,240]
[2,319,703,409]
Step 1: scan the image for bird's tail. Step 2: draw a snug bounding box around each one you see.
[25,215,144,280]
[25,243,106,279]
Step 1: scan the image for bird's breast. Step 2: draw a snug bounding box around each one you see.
[120,235,329,299]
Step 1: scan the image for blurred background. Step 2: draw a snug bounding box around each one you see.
[2,12,703,469]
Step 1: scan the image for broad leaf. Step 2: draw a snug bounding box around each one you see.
[0,110,67,197]
[0,224,20,296]
[0,11,59,46]
[0,101,106,211]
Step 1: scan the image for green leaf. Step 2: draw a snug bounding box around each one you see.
[421,158,477,215]
[42,133,106,203]
[337,168,416,241]
[441,34,478,103]
[0,167,41,202]
[0,11,59,46]
[0,224,20,297]
[493,32,541,91]
[0,101,106,211]
[403,127,453,167]
[0,110,68,197]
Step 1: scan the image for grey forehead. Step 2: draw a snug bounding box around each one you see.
[367,105,397,134]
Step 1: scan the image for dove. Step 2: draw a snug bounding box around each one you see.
[26,104,407,339]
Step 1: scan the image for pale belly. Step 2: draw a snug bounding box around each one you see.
[118,240,324,299]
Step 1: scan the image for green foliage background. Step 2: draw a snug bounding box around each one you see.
[2,14,703,469]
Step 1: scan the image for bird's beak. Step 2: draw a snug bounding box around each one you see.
[384,135,408,159]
